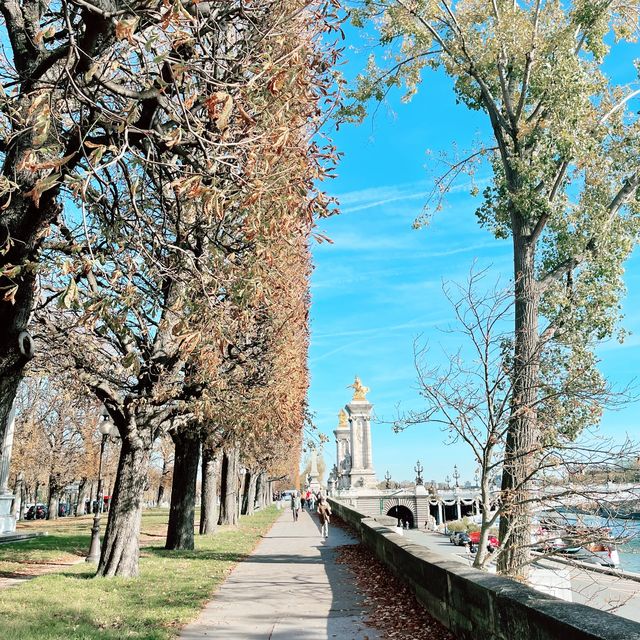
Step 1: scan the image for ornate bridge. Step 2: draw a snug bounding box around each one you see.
[326,378,640,528]
[333,487,485,529]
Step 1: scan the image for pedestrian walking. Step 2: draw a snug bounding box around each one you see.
[308,492,316,511]
[317,496,332,540]
[291,491,301,521]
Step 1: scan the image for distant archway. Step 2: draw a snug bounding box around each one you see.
[461,502,474,518]
[387,505,414,529]
[443,503,458,522]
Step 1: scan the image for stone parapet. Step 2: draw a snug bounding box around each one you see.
[329,498,640,640]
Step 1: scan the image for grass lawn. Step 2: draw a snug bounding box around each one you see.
[0,506,280,639]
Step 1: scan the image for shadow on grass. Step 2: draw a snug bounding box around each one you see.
[0,570,32,579]
[145,547,247,563]
[0,508,281,639]
[58,569,94,580]
[0,534,90,559]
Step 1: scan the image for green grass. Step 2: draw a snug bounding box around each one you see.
[0,507,280,639]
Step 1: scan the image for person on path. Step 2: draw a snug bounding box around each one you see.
[308,491,316,511]
[317,497,332,540]
[291,491,301,521]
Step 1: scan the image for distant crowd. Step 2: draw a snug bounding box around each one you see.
[272,489,332,540]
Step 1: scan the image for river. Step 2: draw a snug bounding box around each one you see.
[560,514,640,573]
[613,519,640,573]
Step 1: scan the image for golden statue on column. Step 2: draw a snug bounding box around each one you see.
[348,376,369,402]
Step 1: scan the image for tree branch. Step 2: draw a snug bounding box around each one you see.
[539,172,640,290]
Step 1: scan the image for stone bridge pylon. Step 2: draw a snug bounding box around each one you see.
[328,377,485,529]
[330,376,377,492]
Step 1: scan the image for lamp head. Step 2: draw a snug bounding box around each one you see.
[98,409,117,436]
[98,420,113,436]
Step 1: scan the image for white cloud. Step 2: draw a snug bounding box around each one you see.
[334,176,491,215]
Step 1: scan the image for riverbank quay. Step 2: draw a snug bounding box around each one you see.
[404,528,640,623]
[330,497,640,640]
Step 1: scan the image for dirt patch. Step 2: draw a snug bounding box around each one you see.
[0,557,84,589]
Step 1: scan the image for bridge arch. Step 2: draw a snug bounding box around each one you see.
[382,497,417,528]
[387,505,414,528]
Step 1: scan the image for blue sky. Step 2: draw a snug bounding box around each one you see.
[307,27,640,484]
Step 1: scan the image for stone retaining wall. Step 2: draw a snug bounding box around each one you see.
[329,498,640,640]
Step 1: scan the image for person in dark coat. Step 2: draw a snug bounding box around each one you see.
[317,497,332,540]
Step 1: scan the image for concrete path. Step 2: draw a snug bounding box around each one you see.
[180,508,380,640]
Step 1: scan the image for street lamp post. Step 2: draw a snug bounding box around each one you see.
[384,470,391,489]
[414,460,424,486]
[453,464,460,489]
[86,409,117,564]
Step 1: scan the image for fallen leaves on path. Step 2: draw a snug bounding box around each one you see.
[335,536,457,640]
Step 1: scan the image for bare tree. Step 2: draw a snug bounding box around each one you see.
[11,375,100,518]
[151,435,174,508]
[396,271,639,575]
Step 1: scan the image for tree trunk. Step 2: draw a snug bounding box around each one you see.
[498,228,540,579]
[0,192,59,450]
[156,453,170,507]
[12,471,24,520]
[249,472,258,514]
[97,438,151,578]
[237,466,246,522]
[242,471,258,516]
[47,475,61,520]
[165,429,200,550]
[264,474,273,506]
[254,471,264,510]
[0,365,23,478]
[473,478,493,569]
[156,482,165,507]
[199,440,220,535]
[218,446,239,526]
[76,478,89,516]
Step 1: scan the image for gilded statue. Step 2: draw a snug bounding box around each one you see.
[348,376,369,401]
[338,408,348,427]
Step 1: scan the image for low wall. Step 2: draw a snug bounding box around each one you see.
[330,498,640,640]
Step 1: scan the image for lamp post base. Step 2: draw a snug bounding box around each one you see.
[86,515,102,563]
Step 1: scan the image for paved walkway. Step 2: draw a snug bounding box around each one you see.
[180,508,380,640]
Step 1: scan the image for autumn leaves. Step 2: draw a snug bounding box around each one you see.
[0,0,341,576]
